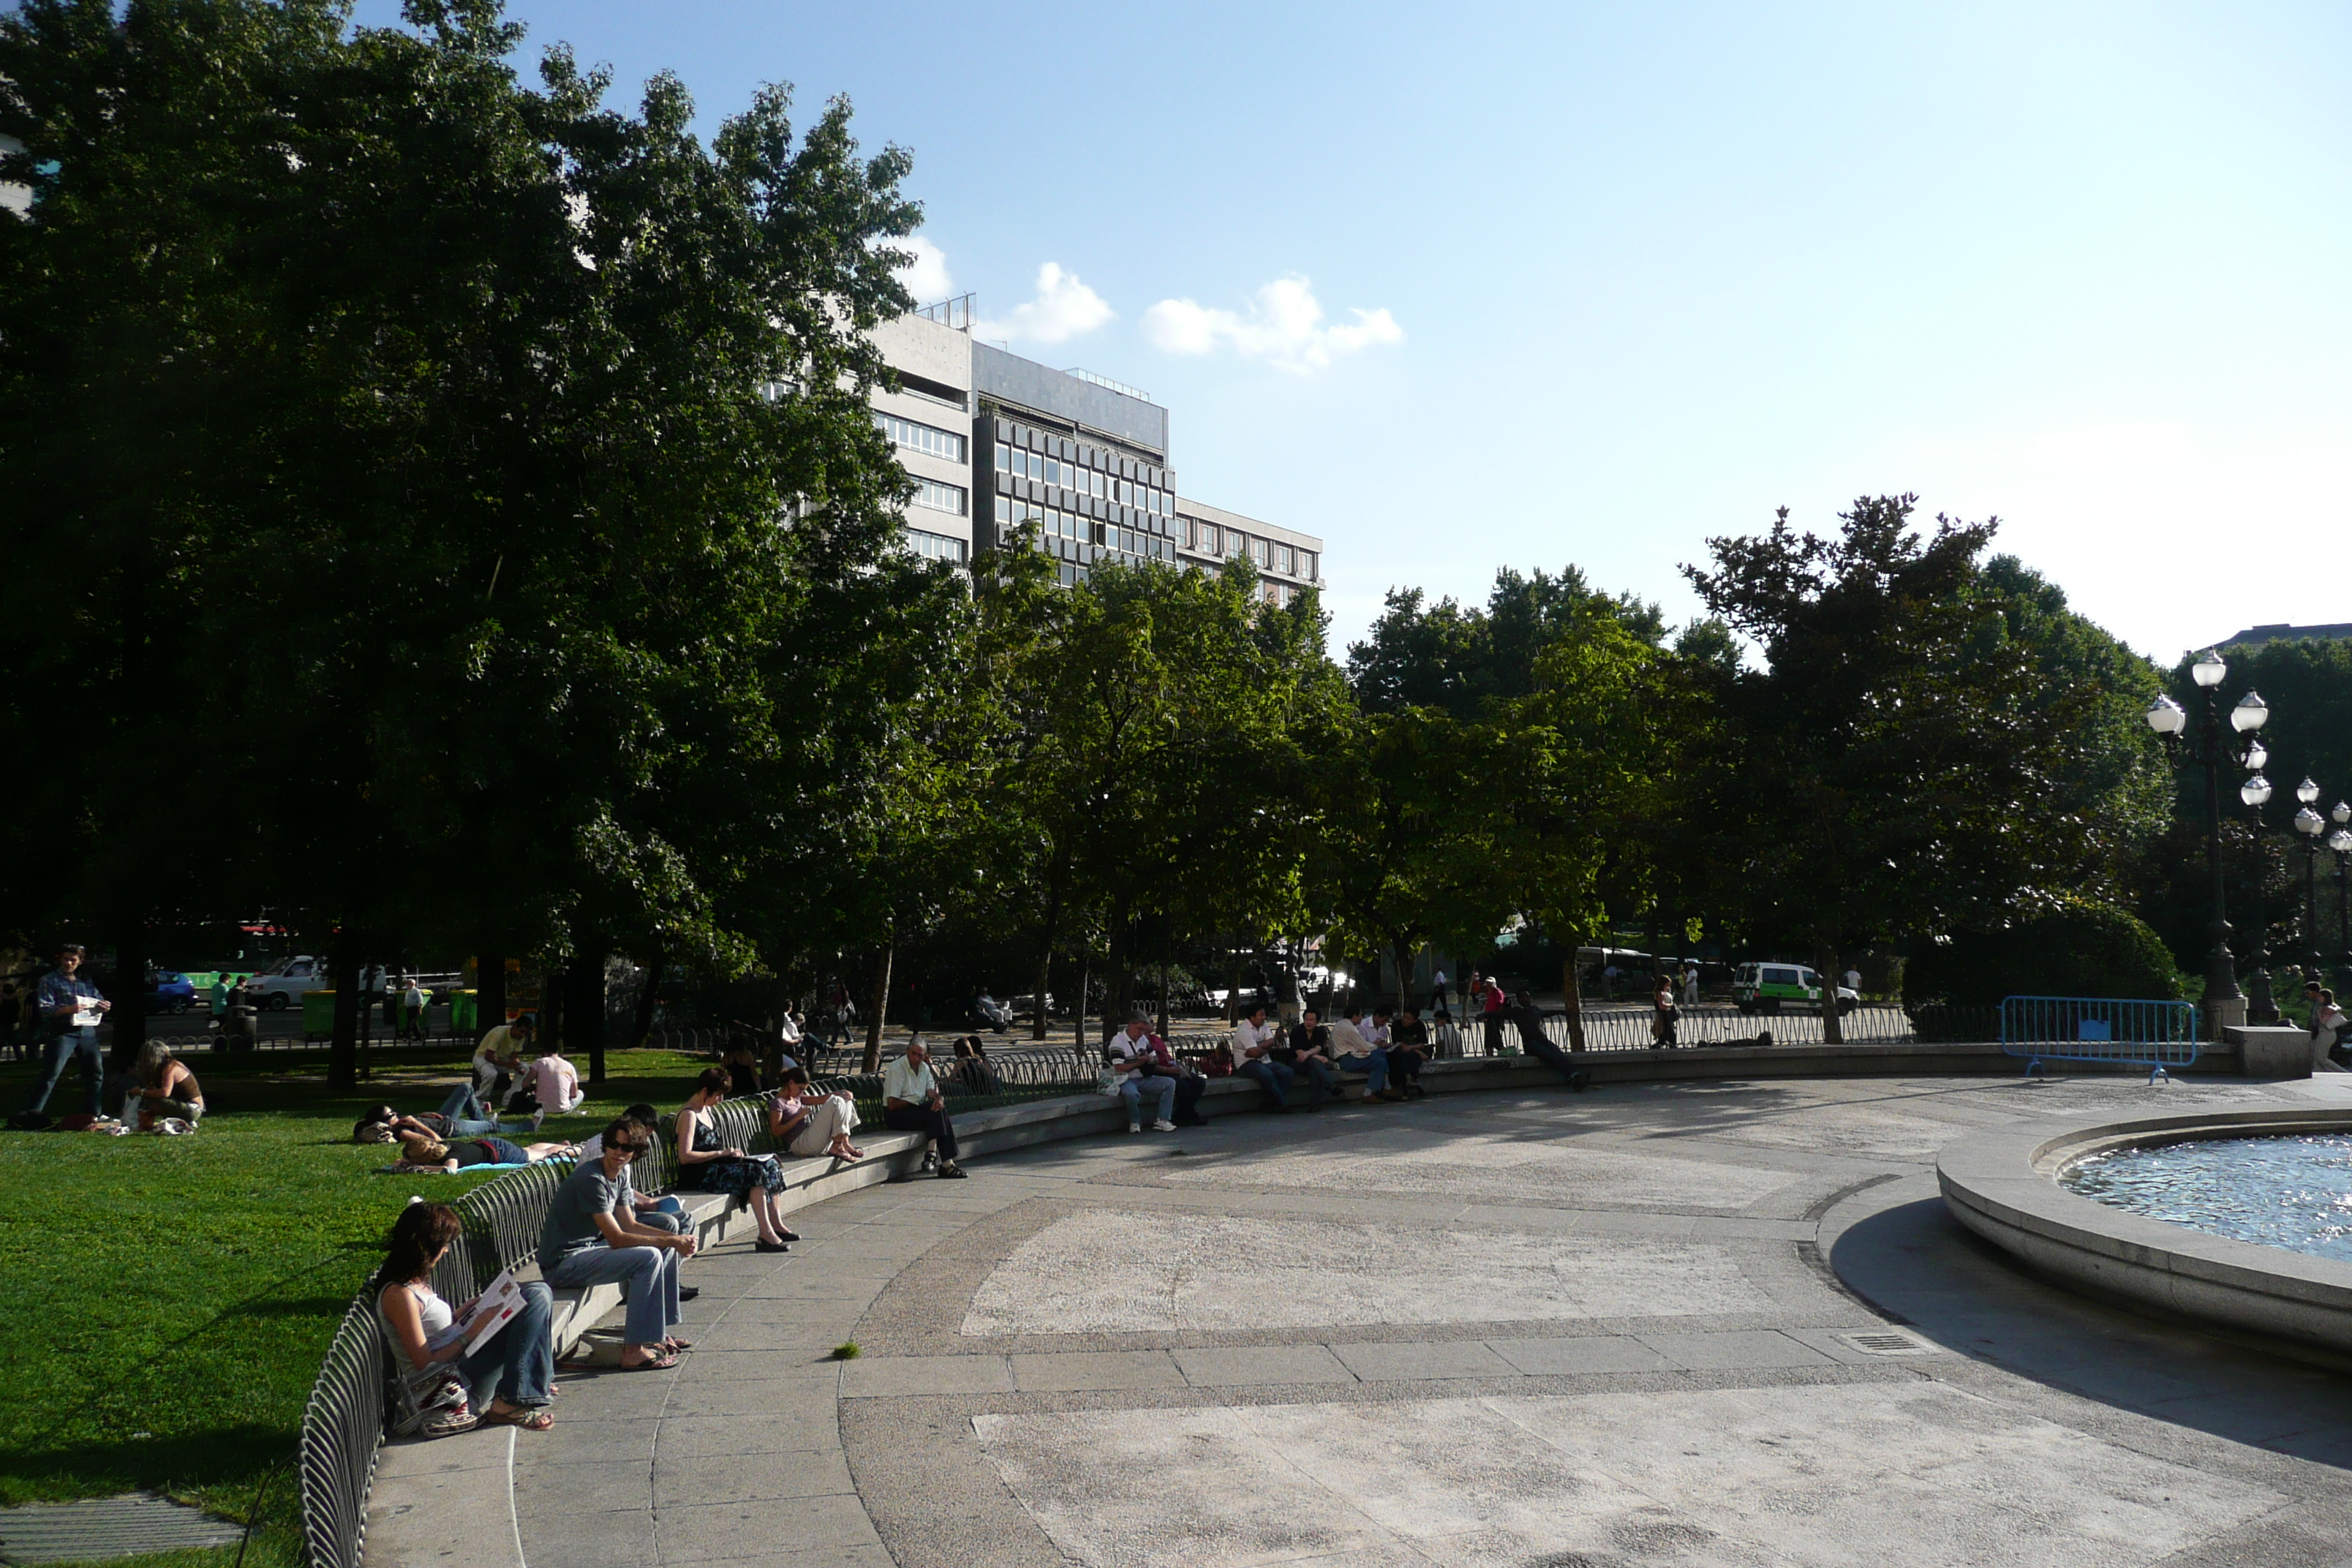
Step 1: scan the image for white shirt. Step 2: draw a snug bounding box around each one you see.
[528,1054,578,1108]
[778,1015,802,1044]
[1842,970,1861,992]
[884,1055,938,1103]
[1110,1030,1156,1077]
[1359,1019,1391,1049]
[1327,1019,1371,1056]
[1233,1019,1279,1060]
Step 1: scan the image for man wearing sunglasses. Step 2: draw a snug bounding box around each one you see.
[538,1119,697,1371]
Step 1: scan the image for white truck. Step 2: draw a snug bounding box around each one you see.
[248,955,328,1011]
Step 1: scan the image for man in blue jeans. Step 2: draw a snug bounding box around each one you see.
[1232,1004,1294,1112]
[538,1120,697,1370]
[22,944,109,1120]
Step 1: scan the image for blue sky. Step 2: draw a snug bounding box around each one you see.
[359,1,2352,665]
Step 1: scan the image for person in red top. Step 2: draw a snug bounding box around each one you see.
[1480,974,1507,1055]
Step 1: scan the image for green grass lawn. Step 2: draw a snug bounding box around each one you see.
[0,1043,713,1567]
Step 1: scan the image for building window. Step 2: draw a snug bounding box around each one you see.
[903,527,968,565]
[1277,544,1293,575]
[880,413,966,463]
[995,496,1011,524]
[1251,538,1267,565]
[913,478,967,516]
[1301,551,1316,581]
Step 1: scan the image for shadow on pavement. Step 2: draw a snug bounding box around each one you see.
[1832,1194,2352,1469]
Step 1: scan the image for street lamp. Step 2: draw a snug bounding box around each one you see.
[2330,802,2352,978]
[2242,773,2277,1022]
[2296,780,2326,984]
[2144,654,2268,1038]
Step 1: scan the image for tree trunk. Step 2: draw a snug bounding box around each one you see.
[1072,954,1090,1052]
[477,949,505,1045]
[1390,937,1414,1015]
[628,947,661,1049]
[1156,960,1170,1036]
[1225,952,1243,1026]
[108,916,148,1074]
[358,954,374,1083]
[1559,952,1587,1052]
[861,941,893,1074]
[328,934,361,1092]
[1817,940,1844,1044]
[566,951,607,1083]
[538,965,564,1067]
[1031,864,1064,1041]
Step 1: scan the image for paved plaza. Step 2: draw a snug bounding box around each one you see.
[505,1072,2352,1567]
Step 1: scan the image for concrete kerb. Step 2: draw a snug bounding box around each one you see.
[362,1038,2246,1568]
[1937,1106,2352,1369]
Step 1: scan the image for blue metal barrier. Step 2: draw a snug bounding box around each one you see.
[1999,995,2201,1082]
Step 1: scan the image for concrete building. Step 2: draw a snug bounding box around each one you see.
[864,298,1323,592]
[2218,622,2352,649]
[1172,498,1322,608]
[867,309,978,566]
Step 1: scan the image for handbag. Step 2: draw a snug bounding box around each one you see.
[1095,1068,1123,1097]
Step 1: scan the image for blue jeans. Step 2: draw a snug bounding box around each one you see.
[26,1028,102,1117]
[437,1084,500,1137]
[633,1195,691,1235]
[1336,1050,1389,1094]
[1120,1074,1175,1123]
[1237,1058,1294,1109]
[1294,1059,1338,1109]
[457,1281,554,1409]
[546,1245,680,1348]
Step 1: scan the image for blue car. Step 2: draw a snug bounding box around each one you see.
[144,969,197,1014]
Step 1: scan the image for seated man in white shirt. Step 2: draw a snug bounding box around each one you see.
[1109,1016,1177,1133]
[1231,1004,1294,1112]
[883,1039,966,1177]
[1329,1007,1399,1102]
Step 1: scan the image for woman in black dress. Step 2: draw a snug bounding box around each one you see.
[673,1068,797,1253]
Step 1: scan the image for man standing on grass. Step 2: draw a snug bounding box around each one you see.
[20,943,110,1122]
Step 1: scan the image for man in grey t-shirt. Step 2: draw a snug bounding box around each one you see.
[538,1120,698,1370]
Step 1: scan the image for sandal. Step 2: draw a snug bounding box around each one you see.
[617,1349,679,1371]
[662,1335,693,1352]
[482,1405,554,1432]
[422,1406,478,1438]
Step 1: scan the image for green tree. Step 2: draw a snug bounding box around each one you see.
[1684,497,2147,1041]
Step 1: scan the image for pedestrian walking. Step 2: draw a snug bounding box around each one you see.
[1681,963,1700,1008]
[18,943,110,1123]
[1431,966,1450,1019]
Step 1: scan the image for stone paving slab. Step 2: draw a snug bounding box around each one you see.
[462,1072,2352,1567]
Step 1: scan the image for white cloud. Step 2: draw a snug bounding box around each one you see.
[973,263,1115,345]
[891,235,956,305]
[1142,275,1403,373]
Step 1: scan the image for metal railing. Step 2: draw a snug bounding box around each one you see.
[1999,995,2202,1082]
[296,1297,390,1568]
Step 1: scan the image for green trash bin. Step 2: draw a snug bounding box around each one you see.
[303,989,336,1036]
[450,988,478,1036]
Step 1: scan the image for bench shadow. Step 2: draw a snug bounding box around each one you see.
[1830,1196,2352,1471]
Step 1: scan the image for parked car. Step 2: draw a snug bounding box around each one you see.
[1732,962,1858,1015]
[143,969,198,1014]
[1009,991,1055,1020]
[248,955,327,1011]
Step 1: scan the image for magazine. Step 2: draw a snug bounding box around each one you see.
[429,1267,528,1358]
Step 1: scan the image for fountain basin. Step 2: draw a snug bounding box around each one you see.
[1937,1107,2352,1366]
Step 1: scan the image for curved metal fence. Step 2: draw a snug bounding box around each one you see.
[296,1296,390,1568]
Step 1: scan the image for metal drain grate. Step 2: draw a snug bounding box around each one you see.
[1841,1330,1936,1356]
[0,1492,245,1564]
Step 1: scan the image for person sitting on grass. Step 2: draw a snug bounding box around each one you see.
[393,1129,576,1172]
[769,1066,864,1161]
[883,1038,968,1177]
[127,1040,205,1131]
[377,1200,554,1435]
[1387,1006,1431,1098]
[472,1015,532,1107]
[519,1044,585,1128]
[675,1069,799,1251]
[540,1117,694,1371]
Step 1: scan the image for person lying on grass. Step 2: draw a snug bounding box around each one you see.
[392,1129,576,1172]
[767,1066,864,1161]
[352,1082,505,1145]
[377,1200,556,1435]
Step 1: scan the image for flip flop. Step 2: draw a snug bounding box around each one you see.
[481,1406,554,1431]
[618,1349,679,1371]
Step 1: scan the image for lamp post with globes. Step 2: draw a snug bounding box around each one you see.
[2144,649,2272,1039]
[2295,779,2327,986]
[2240,770,2277,1024]
[2330,802,2352,979]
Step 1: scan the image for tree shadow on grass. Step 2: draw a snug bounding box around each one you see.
[0,1422,292,1507]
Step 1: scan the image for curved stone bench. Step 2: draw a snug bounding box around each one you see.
[1937,1107,2352,1370]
